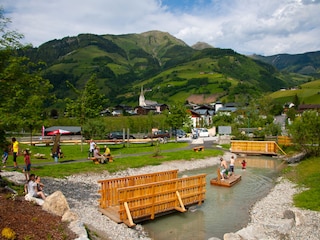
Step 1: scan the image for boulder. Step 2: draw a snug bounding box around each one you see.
[25,193,44,206]
[62,209,79,222]
[294,211,306,226]
[42,190,70,216]
[283,209,295,220]
[236,224,267,240]
[223,232,241,240]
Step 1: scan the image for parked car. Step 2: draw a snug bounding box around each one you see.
[106,131,136,139]
[198,128,209,137]
[143,130,170,139]
[172,129,186,138]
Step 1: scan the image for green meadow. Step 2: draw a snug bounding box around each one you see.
[270,79,320,104]
[5,142,223,178]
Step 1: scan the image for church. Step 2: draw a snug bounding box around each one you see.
[135,86,168,115]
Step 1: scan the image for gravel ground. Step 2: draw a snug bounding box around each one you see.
[1,152,320,240]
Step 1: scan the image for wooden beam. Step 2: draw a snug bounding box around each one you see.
[124,202,135,227]
[175,191,186,212]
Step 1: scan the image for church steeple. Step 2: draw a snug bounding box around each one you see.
[139,85,146,106]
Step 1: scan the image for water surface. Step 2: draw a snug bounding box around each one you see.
[143,156,285,240]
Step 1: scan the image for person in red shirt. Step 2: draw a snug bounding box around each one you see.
[241,159,247,170]
[23,149,31,181]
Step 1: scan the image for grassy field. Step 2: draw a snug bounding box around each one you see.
[282,157,320,211]
[4,142,224,178]
[269,79,320,104]
[3,141,319,212]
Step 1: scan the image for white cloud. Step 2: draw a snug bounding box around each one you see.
[2,0,320,55]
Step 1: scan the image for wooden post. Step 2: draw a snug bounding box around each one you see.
[124,202,135,227]
[175,191,186,212]
[217,168,221,183]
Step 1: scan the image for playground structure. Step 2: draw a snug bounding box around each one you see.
[97,170,207,227]
[230,140,286,155]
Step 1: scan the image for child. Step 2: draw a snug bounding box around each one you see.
[241,159,247,170]
[23,149,31,181]
[1,149,8,169]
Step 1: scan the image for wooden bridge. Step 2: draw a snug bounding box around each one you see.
[97,170,207,227]
[230,140,286,155]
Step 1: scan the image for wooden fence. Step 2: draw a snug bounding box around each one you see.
[98,171,207,227]
[230,140,286,155]
[98,170,179,208]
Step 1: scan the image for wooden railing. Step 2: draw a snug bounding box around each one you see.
[276,136,293,146]
[230,140,286,155]
[117,174,207,227]
[98,170,179,208]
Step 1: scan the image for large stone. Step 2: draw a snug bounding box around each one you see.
[25,193,44,206]
[236,224,267,240]
[264,218,295,234]
[42,190,70,216]
[283,209,295,220]
[223,232,241,240]
[62,209,79,222]
[294,211,306,226]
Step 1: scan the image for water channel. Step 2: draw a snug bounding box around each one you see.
[142,156,286,240]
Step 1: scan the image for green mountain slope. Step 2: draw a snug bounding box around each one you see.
[19,31,310,108]
[269,79,320,104]
[250,51,320,78]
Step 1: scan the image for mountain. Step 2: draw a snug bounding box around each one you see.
[250,51,320,78]
[191,42,213,50]
[19,31,310,109]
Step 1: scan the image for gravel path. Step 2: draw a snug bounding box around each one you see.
[1,152,320,240]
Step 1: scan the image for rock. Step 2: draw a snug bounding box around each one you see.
[294,211,306,226]
[236,224,267,240]
[264,218,295,234]
[223,232,241,240]
[25,193,44,206]
[283,209,295,220]
[69,220,89,240]
[42,190,70,216]
[62,209,79,222]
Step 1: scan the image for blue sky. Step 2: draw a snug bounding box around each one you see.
[2,0,320,55]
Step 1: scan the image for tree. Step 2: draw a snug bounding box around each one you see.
[65,74,107,122]
[288,110,320,156]
[0,8,52,140]
[164,103,189,141]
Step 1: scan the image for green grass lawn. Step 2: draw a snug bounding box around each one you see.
[4,142,223,178]
[282,157,320,211]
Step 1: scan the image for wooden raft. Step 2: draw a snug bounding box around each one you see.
[98,170,207,227]
[210,168,241,187]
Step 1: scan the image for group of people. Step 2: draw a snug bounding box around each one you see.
[25,174,46,200]
[219,155,247,180]
[1,138,46,200]
[88,139,111,164]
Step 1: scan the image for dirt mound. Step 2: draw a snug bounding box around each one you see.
[187,94,220,104]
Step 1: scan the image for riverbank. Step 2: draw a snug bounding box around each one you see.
[1,153,319,240]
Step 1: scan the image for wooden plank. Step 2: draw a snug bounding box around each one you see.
[124,202,135,227]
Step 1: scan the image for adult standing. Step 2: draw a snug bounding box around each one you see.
[11,137,19,169]
[88,139,96,159]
